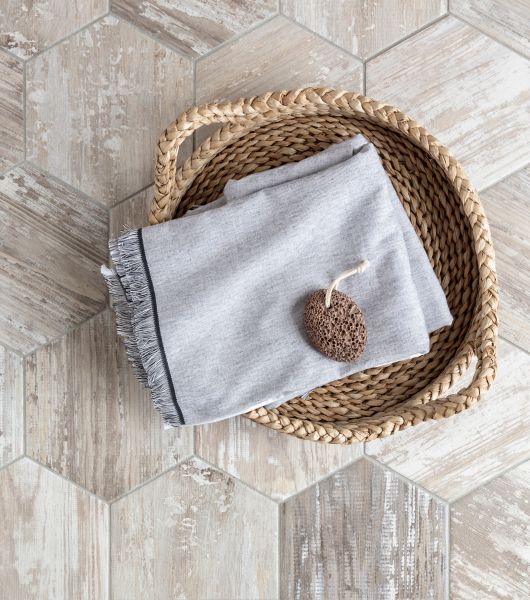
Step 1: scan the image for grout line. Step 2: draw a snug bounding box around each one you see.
[0,46,26,64]
[497,334,530,361]
[108,181,155,213]
[477,160,530,195]
[450,13,530,62]
[0,158,26,179]
[0,338,26,360]
[0,455,24,474]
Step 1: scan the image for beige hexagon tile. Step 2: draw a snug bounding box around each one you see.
[112,0,277,58]
[451,460,530,599]
[282,0,447,59]
[0,346,23,466]
[282,458,448,599]
[0,51,23,173]
[367,338,530,502]
[26,15,193,207]
[0,458,108,600]
[196,15,363,105]
[0,0,107,59]
[366,16,530,191]
[25,309,193,501]
[196,416,363,501]
[451,0,530,59]
[111,457,278,600]
[481,166,530,352]
[0,164,107,354]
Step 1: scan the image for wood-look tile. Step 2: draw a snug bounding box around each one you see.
[112,0,277,58]
[196,16,363,105]
[367,338,530,501]
[26,15,193,207]
[0,458,108,600]
[196,416,363,501]
[452,0,530,59]
[282,0,446,59]
[281,458,447,599]
[110,186,153,234]
[25,309,193,501]
[451,460,530,600]
[366,16,530,191]
[111,457,278,600]
[0,346,23,467]
[481,166,530,352]
[0,164,107,354]
[0,52,23,173]
[0,0,107,59]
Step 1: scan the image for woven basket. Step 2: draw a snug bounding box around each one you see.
[150,88,498,444]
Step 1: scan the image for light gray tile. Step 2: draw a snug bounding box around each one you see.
[111,457,279,600]
[281,458,448,599]
[110,186,153,235]
[0,164,107,353]
[25,309,193,501]
[0,52,23,173]
[0,346,23,466]
[0,458,108,600]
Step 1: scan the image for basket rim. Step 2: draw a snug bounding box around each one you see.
[150,87,498,444]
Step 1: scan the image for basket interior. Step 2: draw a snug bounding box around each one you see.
[174,113,479,424]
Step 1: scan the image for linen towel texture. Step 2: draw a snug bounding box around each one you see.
[103,135,452,427]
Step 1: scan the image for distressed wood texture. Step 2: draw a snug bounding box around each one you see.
[0,52,23,173]
[451,460,530,600]
[281,458,448,600]
[25,309,193,501]
[0,164,107,354]
[366,16,530,191]
[111,457,278,600]
[0,458,108,600]
[481,166,530,353]
[110,186,153,234]
[112,0,277,58]
[452,0,530,58]
[0,0,107,59]
[283,0,446,59]
[196,15,363,104]
[0,346,23,467]
[26,15,193,207]
[367,338,530,501]
[196,416,362,500]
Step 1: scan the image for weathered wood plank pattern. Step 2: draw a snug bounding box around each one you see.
[0,346,23,466]
[0,52,23,173]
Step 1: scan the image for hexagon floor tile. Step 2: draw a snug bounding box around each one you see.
[26,15,193,207]
[282,0,446,59]
[110,186,153,234]
[196,416,363,500]
[0,164,107,354]
[0,51,23,173]
[0,345,23,467]
[0,458,108,600]
[367,338,530,502]
[0,0,107,59]
[366,15,530,191]
[481,165,530,353]
[451,0,530,59]
[25,309,193,501]
[111,457,278,600]
[112,0,277,58]
[281,457,448,599]
[451,460,530,599]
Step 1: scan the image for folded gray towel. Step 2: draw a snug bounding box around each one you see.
[103,137,452,426]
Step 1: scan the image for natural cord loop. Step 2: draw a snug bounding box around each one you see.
[325,260,370,308]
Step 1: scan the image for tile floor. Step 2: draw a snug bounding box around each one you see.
[0,1,529,599]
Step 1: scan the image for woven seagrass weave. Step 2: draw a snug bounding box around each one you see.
[150,88,498,445]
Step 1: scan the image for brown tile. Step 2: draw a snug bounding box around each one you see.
[112,0,277,58]
[451,460,530,599]
[111,457,278,599]
[0,164,107,353]
[0,458,108,600]
[25,309,194,500]
[281,458,448,599]
[26,15,193,207]
[366,16,530,190]
[0,52,23,173]
[481,166,530,352]
[0,0,107,59]
[283,0,447,59]
[0,346,23,466]
[367,338,530,501]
